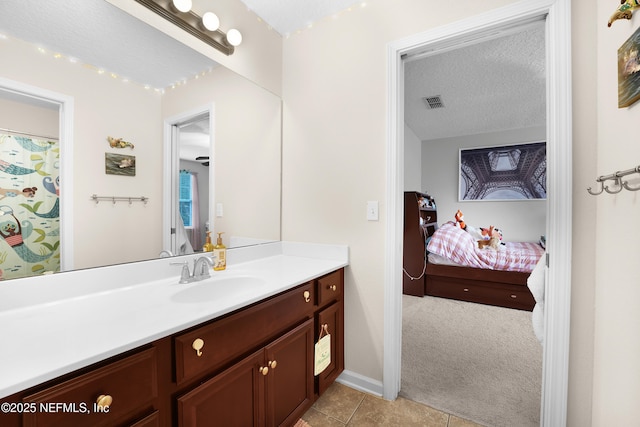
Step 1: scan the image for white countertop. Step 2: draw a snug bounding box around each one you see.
[0,242,348,399]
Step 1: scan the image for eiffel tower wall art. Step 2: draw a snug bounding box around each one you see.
[459,142,547,201]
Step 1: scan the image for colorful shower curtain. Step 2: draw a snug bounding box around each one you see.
[0,133,60,280]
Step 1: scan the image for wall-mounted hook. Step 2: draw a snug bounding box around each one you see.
[622,179,640,191]
[604,176,624,194]
[587,180,605,196]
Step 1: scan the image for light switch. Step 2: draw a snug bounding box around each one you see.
[216,203,223,217]
[367,201,379,221]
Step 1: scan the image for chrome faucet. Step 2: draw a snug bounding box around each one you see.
[193,256,214,281]
[171,256,214,284]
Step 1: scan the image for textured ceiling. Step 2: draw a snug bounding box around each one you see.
[404,24,546,141]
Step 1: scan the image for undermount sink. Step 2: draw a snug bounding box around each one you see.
[171,276,267,303]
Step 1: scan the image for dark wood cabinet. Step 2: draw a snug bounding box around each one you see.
[265,320,314,427]
[403,191,437,296]
[177,319,314,427]
[1,268,344,427]
[177,349,264,427]
[173,280,315,385]
[314,269,344,396]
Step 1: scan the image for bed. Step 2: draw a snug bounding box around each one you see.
[425,222,545,311]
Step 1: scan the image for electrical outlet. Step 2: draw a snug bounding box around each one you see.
[367,201,379,221]
[216,203,224,217]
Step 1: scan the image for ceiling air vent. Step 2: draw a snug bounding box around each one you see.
[423,95,444,109]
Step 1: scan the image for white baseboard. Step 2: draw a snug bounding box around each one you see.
[336,369,384,398]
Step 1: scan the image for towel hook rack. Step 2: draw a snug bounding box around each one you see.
[587,165,640,195]
[91,194,149,205]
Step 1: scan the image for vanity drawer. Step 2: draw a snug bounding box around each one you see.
[23,347,158,427]
[174,281,315,384]
[317,269,343,308]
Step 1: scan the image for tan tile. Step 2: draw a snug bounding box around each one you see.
[302,407,346,427]
[348,395,449,427]
[448,415,487,427]
[311,382,365,423]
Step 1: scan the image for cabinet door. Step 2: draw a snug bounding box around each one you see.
[264,319,314,427]
[177,350,265,427]
[316,302,344,395]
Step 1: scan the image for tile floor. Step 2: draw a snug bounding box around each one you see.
[302,382,485,427]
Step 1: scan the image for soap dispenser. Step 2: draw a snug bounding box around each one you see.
[212,232,226,271]
[203,231,214,252]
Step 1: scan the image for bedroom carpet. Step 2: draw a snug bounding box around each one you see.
[400,294,542,427]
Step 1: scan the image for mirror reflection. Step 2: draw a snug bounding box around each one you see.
[175,115,211,254]
[0,0,282,280]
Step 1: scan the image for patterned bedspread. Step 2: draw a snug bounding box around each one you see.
[426,222,544,273]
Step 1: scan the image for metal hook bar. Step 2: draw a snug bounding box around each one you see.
[587,164,640,195]
[89,194,150,204]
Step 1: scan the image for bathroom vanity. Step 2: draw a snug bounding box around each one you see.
[0,242,347,426]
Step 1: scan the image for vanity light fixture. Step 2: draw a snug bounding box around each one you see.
[171,0,192,13]
[134,0,242,56]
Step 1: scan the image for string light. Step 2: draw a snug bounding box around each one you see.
[4,36,218,96]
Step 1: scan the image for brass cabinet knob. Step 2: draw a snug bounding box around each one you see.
[268,360,277,369]
[192,338,205,357]
[303,290,310,303]
[96,394,113,409]
[259,366,269,376]
[328,285,337,291]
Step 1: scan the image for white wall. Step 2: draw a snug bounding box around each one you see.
[282,0,521,387]
[404,124,422,191]
[591,3,640,425]
[0,99,58,138]
[421,127,546,242]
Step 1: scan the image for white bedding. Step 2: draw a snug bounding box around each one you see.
[527,255,546,344]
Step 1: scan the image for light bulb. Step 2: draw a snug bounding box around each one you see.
[202,12,220,31]
[172,0,192,13]
[226,29,242,47]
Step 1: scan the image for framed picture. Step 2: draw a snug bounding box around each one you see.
[459,142,546,201]
[618,25,640,108]
[105,153,136,177]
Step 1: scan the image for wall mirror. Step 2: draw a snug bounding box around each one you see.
[0,0,281,280]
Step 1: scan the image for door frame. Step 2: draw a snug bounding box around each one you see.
[0,77,74,271]
[383,1,572,425]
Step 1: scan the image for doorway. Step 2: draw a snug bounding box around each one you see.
[162,105,214,256]
[0,77,74,273]
[400,21,546,426]
[383,1,573,425]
